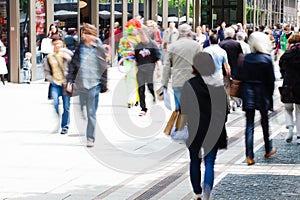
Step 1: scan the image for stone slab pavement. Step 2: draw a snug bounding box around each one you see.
[0,65,299,200]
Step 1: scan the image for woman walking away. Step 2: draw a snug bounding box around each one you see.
[279,34,300,144]
[181,52,228,200]
[241,32,276,166]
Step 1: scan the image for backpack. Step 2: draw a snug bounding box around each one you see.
[22,59,30,70]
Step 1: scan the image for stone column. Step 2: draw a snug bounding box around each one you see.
[91,0,99,31]
[186,0,190,25]
[29,0,37,81]
[9,0,20,83]
[133,0,139,18]
[122,0,128,33]
[162,0,168,30]
[46,0,54,33]
[152,0,158,22]
[111,0,115,66]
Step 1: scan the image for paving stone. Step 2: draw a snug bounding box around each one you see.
[212,174,300,200]
[254,132,300,164]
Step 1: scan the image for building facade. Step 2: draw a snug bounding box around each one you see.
[3,0,299,83]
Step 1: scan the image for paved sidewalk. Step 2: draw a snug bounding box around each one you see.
[0,66,299,200]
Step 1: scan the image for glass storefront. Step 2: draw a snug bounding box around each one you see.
[201,0,242,28]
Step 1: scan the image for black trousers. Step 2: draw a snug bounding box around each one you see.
[137,69,155,112]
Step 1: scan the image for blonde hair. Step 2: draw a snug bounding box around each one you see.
[288,34,300,44]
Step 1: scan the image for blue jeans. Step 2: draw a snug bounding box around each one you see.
[188,146,218,196]
[245,109,272,159]
[173,87,183,110]
[79,85,100,142]
[50,83,70,130]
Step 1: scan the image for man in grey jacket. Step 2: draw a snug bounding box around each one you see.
[161,23,202,110]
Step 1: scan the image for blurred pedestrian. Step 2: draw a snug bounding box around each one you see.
[241,32,276,165]
[236,32,251,54]
[161,23,202,110]
[22,52,32,84]
[67,23,108,147]
[181,52,228,200]
[41,23,59,57]
[134,27,161,116]
[217,21,226,42]
[278,25,293,78]
[279,34,300,144]
[219,27,244,112]
[162,21,179,50]
[0,40,7,85]
[203,34,231,84]
[118,19,141,108]
[44,35,73,134]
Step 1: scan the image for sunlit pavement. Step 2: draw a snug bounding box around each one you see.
[1,64,299,200]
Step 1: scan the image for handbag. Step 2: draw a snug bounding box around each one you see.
[230,79,242,98]
[170,114,189,141]
[170,125,189,141]
[164,111,179,136]
[278,86,294,103]
[65,82,74,97]
[156,86,164,101]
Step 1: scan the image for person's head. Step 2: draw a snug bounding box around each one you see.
[224,27,235,38]
[125,18,142,35]
[146,20,154,28]
[137,26,150,43]
[169,22,175,29]
[196,26,202,34]
[178,23,192,38]
[192,52,215,76]
[209,34,218,44]
[114,22,120,28]
[236,31,246,41]
[221,21,226,29]
[25,52,32,59]
[284,25,291,34]
[48,24,58,37]
[288,34,300,45]
[248,31,272,55]
[51,35,64,53]
[81,23,98,44]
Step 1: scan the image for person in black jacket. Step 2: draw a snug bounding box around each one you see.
[180,52,228,200]
[241,32,276,165]
[134,27,161,116]
[279,34,300,144]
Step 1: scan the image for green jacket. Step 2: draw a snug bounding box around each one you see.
[280,32,292,51]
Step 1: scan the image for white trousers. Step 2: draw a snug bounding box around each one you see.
[284,103,300,136]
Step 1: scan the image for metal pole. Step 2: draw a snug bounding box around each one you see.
[111,0,115,67]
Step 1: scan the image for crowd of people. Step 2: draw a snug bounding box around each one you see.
[36,18,300,200]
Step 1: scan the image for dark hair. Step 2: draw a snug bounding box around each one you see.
[47,24,58,37]
[209,34,218,44]
[51,34,63,43]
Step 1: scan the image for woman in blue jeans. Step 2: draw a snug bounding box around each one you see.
[180,52,228,200]
[241,32,276,166]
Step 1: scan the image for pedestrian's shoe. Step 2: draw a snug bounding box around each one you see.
[285,131,293,143]
[191,193,202,200]
[127,103,132,108]
[297,136,300,144]
[86,141,94,148]
[134,101,139,106]
[61,128,68,135]
[139,111,147,117]
[264,147,277,158]
[246,157,255,165]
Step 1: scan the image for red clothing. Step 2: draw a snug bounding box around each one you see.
[108,28,122,44]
